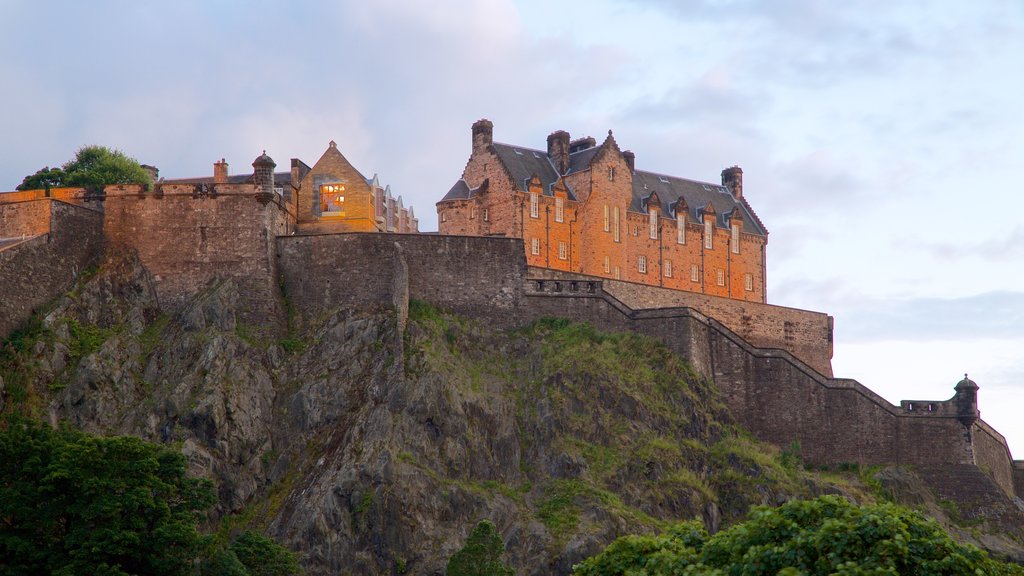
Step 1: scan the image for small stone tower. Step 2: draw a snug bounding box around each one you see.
[954,374,980,427]
[252,151,276,204]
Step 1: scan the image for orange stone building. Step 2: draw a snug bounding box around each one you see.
[437,120,767,302]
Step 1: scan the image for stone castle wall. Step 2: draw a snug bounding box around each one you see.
[0,200,104,337]
[530,267,833,376]
[102,184,291,327]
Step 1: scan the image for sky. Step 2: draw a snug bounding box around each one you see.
[1,1,1022,455]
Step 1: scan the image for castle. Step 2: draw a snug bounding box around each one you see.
[1,132,1022,516]
[437,120,765,303]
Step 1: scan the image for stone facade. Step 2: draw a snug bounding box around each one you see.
[438,120,767,303]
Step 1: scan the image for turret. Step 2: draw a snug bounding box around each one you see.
[252,151,276,204]
[954,374,979,427]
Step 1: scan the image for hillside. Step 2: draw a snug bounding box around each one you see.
[0,251,1020,574]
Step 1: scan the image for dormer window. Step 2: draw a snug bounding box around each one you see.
[530,192,539,218]
[649,209,658,239]
[555,197,564,223]
[676,214,685,244]
[704,220,713,249]
[731,223,740,254]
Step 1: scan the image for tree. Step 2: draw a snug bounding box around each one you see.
[446,519,515,576]
[16,145,150,191]
[0,416,215,576]
[573,495,1024,576]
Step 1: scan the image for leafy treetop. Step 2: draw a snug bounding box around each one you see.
[16,145,151,191]
[446,519,515,576]
[573,495,1024,576]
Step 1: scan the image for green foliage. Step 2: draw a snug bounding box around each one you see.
[446,520,514,576]
[66,318,115,359]
[227,531,301,576]
[0,415,216,576]
[573,495,1024,575]
[17,145,150,191]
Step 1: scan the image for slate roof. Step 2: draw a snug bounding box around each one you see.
[631,171,766,236]
[440,179,478,201]
[491,143,577,200]
[161,171,293,187]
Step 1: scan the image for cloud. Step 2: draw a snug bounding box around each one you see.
[922,227,1024,262]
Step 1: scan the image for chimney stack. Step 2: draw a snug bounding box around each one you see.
[722,165,743,199]
[622,150,635,173]
[214,158,229,184]
[472,119,493,153]
[547,130,570,174]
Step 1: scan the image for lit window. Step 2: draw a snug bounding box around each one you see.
[704,220,713,249]
[744,273,753,291]
[558,241,567,260]
[664,260,673,278]
[732,223,740,254]
[603,205,609,231]
[649,209,657,239]
[677,214,685,244]
[638,255,647,273]
[483,208,489,222]
[320,183,347,214]
[691,264,699,282]
[531,238,540,255]
[613,207,620,242]
[530,192,539,218]
[555,197,564,223]
[608,166,615,181]
[716,269,725,286]
[603,256,610,273]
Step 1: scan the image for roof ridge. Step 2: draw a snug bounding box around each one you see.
[636,169,720,189]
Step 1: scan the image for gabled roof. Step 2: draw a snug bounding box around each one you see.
[491,143,577,200]
[631,171,766,236]
[440,178,489,201]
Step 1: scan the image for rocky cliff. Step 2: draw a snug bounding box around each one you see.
[1,252,1020,574]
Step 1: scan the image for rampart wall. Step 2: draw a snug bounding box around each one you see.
[0,199,52,240]
[0,187,92,206]
[0,200,103,337]
[102,184,291,327]
[529,267,834,376]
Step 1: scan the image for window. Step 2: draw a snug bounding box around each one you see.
[555,197,564,223]
[691,264,699,282]
[603,256,610,273]
[320,183,346,214]
[531,238,540,255]
[704,220,713,249]
[649,210,657,239]
[603,205,610,231]
[558,241,567,260]
[744,273,753,291]
[530,192,539,218]
[638,255,647,273]
[470,205,476,219]
[483,208,489,222]
[731,223,740,254]
[716,269,725,286]
[664,260,673,278]
[614,266,620,280]
[441,211,447,222]
[676,214,685,244]
[613,207,620,242]
[608,166,615,181]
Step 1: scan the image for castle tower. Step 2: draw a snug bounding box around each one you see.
[955,374,980,427]
[252,151,276,204]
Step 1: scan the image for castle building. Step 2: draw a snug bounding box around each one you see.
[165,141,419,235]
[437,120,766,302]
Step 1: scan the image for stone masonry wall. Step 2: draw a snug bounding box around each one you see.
[530,267,833,376]
[972,421,1017,499]
[103,184,290,327]
[0,200,104,338]
[0,199,52,239]
[276,233,525,330]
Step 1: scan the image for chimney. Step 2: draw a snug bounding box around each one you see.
[722,165,743,199]
[622,150,635,173]
[214,158,228,184]
[472,119,493,153]
[252,150,276,204]
[547,130,570,174]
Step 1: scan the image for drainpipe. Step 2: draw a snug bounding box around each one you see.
[545,204,551,268]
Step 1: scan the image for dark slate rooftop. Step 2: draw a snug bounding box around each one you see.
[631,170,766,236]
[492,143,577,200]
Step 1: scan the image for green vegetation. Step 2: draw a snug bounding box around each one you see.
[446,520,514,576]
[17,145,151,191]
[0,416,299,575]
[573,495,1024,575]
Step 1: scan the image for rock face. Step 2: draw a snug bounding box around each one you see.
[1,252,1021,574]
